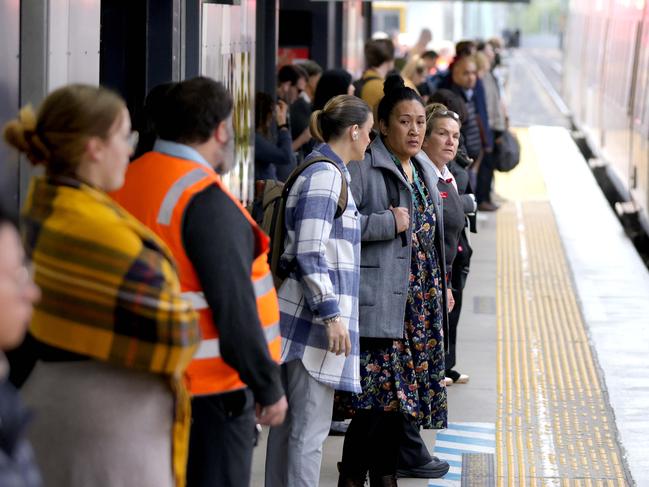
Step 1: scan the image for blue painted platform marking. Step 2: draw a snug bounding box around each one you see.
[427,422,495,487]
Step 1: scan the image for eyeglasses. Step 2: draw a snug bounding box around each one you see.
[427,107,460,123]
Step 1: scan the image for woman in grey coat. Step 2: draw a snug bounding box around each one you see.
[337,75,448,487]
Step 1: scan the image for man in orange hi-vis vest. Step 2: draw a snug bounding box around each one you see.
[111,77,287,487]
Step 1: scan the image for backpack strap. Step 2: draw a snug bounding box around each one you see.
[282,157,348,218]
[353,75,381,98]
[269,156,348,286]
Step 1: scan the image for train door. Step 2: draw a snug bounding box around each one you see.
[342,0,365,79]
[201,1,256,205]
[600,0,644,198]
[580,0,611,151]
[0,0,21,214]
[563,0,589,129]
[630,0,649,225]
[15,1,101,209]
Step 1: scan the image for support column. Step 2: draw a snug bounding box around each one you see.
[1,0,22,213]
[363,2,372,43]
[184,0,201,79]
[256,0,278,95]
[100,0,182,137]
[18,1,49,208]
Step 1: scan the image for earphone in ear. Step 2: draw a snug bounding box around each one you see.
[352,131,359,141]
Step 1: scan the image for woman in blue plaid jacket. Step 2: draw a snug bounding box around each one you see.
[265,95,373,487]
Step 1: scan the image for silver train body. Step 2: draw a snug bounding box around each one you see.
[564,0,649,232]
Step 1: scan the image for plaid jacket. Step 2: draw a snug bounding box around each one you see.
[277,145,361,393]
[21,176,199,487]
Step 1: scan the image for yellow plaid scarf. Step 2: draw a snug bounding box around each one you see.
[22,176,200,487]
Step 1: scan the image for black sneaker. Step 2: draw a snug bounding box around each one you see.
[396,457,450,479]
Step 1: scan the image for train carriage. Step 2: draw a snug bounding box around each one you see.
[565,0,649,233]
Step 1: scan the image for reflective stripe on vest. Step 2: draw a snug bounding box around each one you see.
[181,273,275,309]
[181,271,279,360]
[157,168,207,225]
[193,323,281,359]
[112,152,281,396]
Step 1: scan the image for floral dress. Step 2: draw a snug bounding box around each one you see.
[349,162,448,429]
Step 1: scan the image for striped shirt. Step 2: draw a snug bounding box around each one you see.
[276,144,361,393]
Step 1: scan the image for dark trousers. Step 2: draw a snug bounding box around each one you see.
[476,150,495,204]
[186,389,255,487]
[341,410,403,476]
[397,416,432,469]
[445,287,463,371]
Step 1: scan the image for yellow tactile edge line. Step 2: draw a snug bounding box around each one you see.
[495,128,627,486]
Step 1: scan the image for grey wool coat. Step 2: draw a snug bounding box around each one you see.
[347,136,448,345]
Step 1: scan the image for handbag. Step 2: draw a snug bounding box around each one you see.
[493,130,520,172]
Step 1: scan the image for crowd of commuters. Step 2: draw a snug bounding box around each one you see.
[0,30,510,487]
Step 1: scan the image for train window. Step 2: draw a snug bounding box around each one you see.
[635,27,649,127]
[604,18,638,107]
[586,16,607,87]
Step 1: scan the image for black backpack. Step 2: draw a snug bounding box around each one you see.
[352,75,380,99]
[259,157,348,288]
[493,130,521,172]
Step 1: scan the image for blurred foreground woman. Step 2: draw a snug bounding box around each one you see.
[0,204,41,487]
[3,85,199,487]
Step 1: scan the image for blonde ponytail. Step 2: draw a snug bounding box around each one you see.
[310,95,371,143]
[309,109,325,142]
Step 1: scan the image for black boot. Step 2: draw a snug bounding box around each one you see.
[337,462,367,487]
[369,473,398,487]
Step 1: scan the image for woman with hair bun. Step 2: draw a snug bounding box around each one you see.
[3,84,200,487]
[265,94,372,487]
[338,75,450,486]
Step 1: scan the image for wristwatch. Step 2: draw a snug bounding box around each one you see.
[323,315,341,327]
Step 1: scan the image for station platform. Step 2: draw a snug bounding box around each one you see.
[250,50,649,486]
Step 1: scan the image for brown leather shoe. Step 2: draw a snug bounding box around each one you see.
[478,201,500,212]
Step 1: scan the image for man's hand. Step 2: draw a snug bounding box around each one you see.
[256,395,288,426]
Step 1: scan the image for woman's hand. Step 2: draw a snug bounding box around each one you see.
[447,288,455,312]
[390,206,410,234]
[325,317,352,356]
[276,99,288,126]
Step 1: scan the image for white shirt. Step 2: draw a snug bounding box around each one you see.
[419,151,458,192]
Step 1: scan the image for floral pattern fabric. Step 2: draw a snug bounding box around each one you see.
[349,175,447,429]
